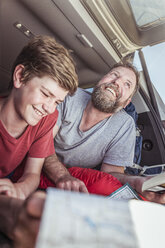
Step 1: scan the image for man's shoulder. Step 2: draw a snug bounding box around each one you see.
[73,88,90,98]
[113,109,135,125]
[65,88,90,103]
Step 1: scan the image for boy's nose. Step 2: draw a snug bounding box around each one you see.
[43,100,56,114]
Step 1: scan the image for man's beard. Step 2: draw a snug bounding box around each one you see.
[91,83,127,114]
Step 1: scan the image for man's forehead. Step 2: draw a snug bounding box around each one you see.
[111,67,136,81]
[110,66,133,73]
[105,67,124,77]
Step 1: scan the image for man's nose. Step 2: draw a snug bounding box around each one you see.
[113,78,121,87]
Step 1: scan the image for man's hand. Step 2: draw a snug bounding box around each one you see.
[141,190,165,203]
[55,175,88,193]
[44,153,88,193]
[101,164,165,204]
[14,191,46,248]
[133,176,165,204]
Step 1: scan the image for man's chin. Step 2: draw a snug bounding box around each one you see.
[93,105,114,113]
[96,102,124,114]
[111,106,123,114]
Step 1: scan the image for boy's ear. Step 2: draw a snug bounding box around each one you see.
[13,64,25,88]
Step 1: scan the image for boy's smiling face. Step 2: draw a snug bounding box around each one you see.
[13,65,68,126]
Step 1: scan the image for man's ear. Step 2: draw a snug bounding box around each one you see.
[13,64,25,88]
[124,98,131,108]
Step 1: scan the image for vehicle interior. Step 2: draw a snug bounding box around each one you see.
[0,0,165,168]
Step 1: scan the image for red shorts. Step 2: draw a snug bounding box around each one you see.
[12,164,147,199]
[39,167,122,196]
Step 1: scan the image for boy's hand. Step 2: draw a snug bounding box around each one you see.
[0,179,25,199]
[14,191,46,248]
[0,178,17,198]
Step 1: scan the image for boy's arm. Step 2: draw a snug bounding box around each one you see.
[0,192,44,248]
[14,191,45,248]
[0,195,23,239]
[0,157,44,199]
[15,157,44,199]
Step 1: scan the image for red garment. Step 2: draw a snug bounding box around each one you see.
[39,167,123,196]
[0,110,58,178]
[13,165,148,200]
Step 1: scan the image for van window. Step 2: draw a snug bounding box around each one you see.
[134,43,165,122]
[130,0,165,27]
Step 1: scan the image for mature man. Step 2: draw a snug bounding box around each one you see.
[29,62,160,202]
[54,63,137,170]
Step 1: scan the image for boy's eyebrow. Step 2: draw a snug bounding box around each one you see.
[41,86,64,102]
[41,86,54,96]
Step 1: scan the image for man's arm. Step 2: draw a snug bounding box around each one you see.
[44,153,88,193]
[101,163,165,204]
[43,124,88,193]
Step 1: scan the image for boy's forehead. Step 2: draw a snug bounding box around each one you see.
[31,76,67,96]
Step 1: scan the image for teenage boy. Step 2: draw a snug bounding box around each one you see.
[0,35,80,199]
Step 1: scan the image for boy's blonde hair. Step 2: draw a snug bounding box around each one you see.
[10,36,78,94]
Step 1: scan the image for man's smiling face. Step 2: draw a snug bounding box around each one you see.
[91,66,136,113]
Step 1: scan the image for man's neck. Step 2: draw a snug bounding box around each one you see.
[79,100,112,132]
[0,97,28,138]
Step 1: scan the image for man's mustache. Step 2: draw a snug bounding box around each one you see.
[96,82,121,99]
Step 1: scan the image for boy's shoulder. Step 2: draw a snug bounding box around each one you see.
[39,109,58,127]
[30,109,58,136]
